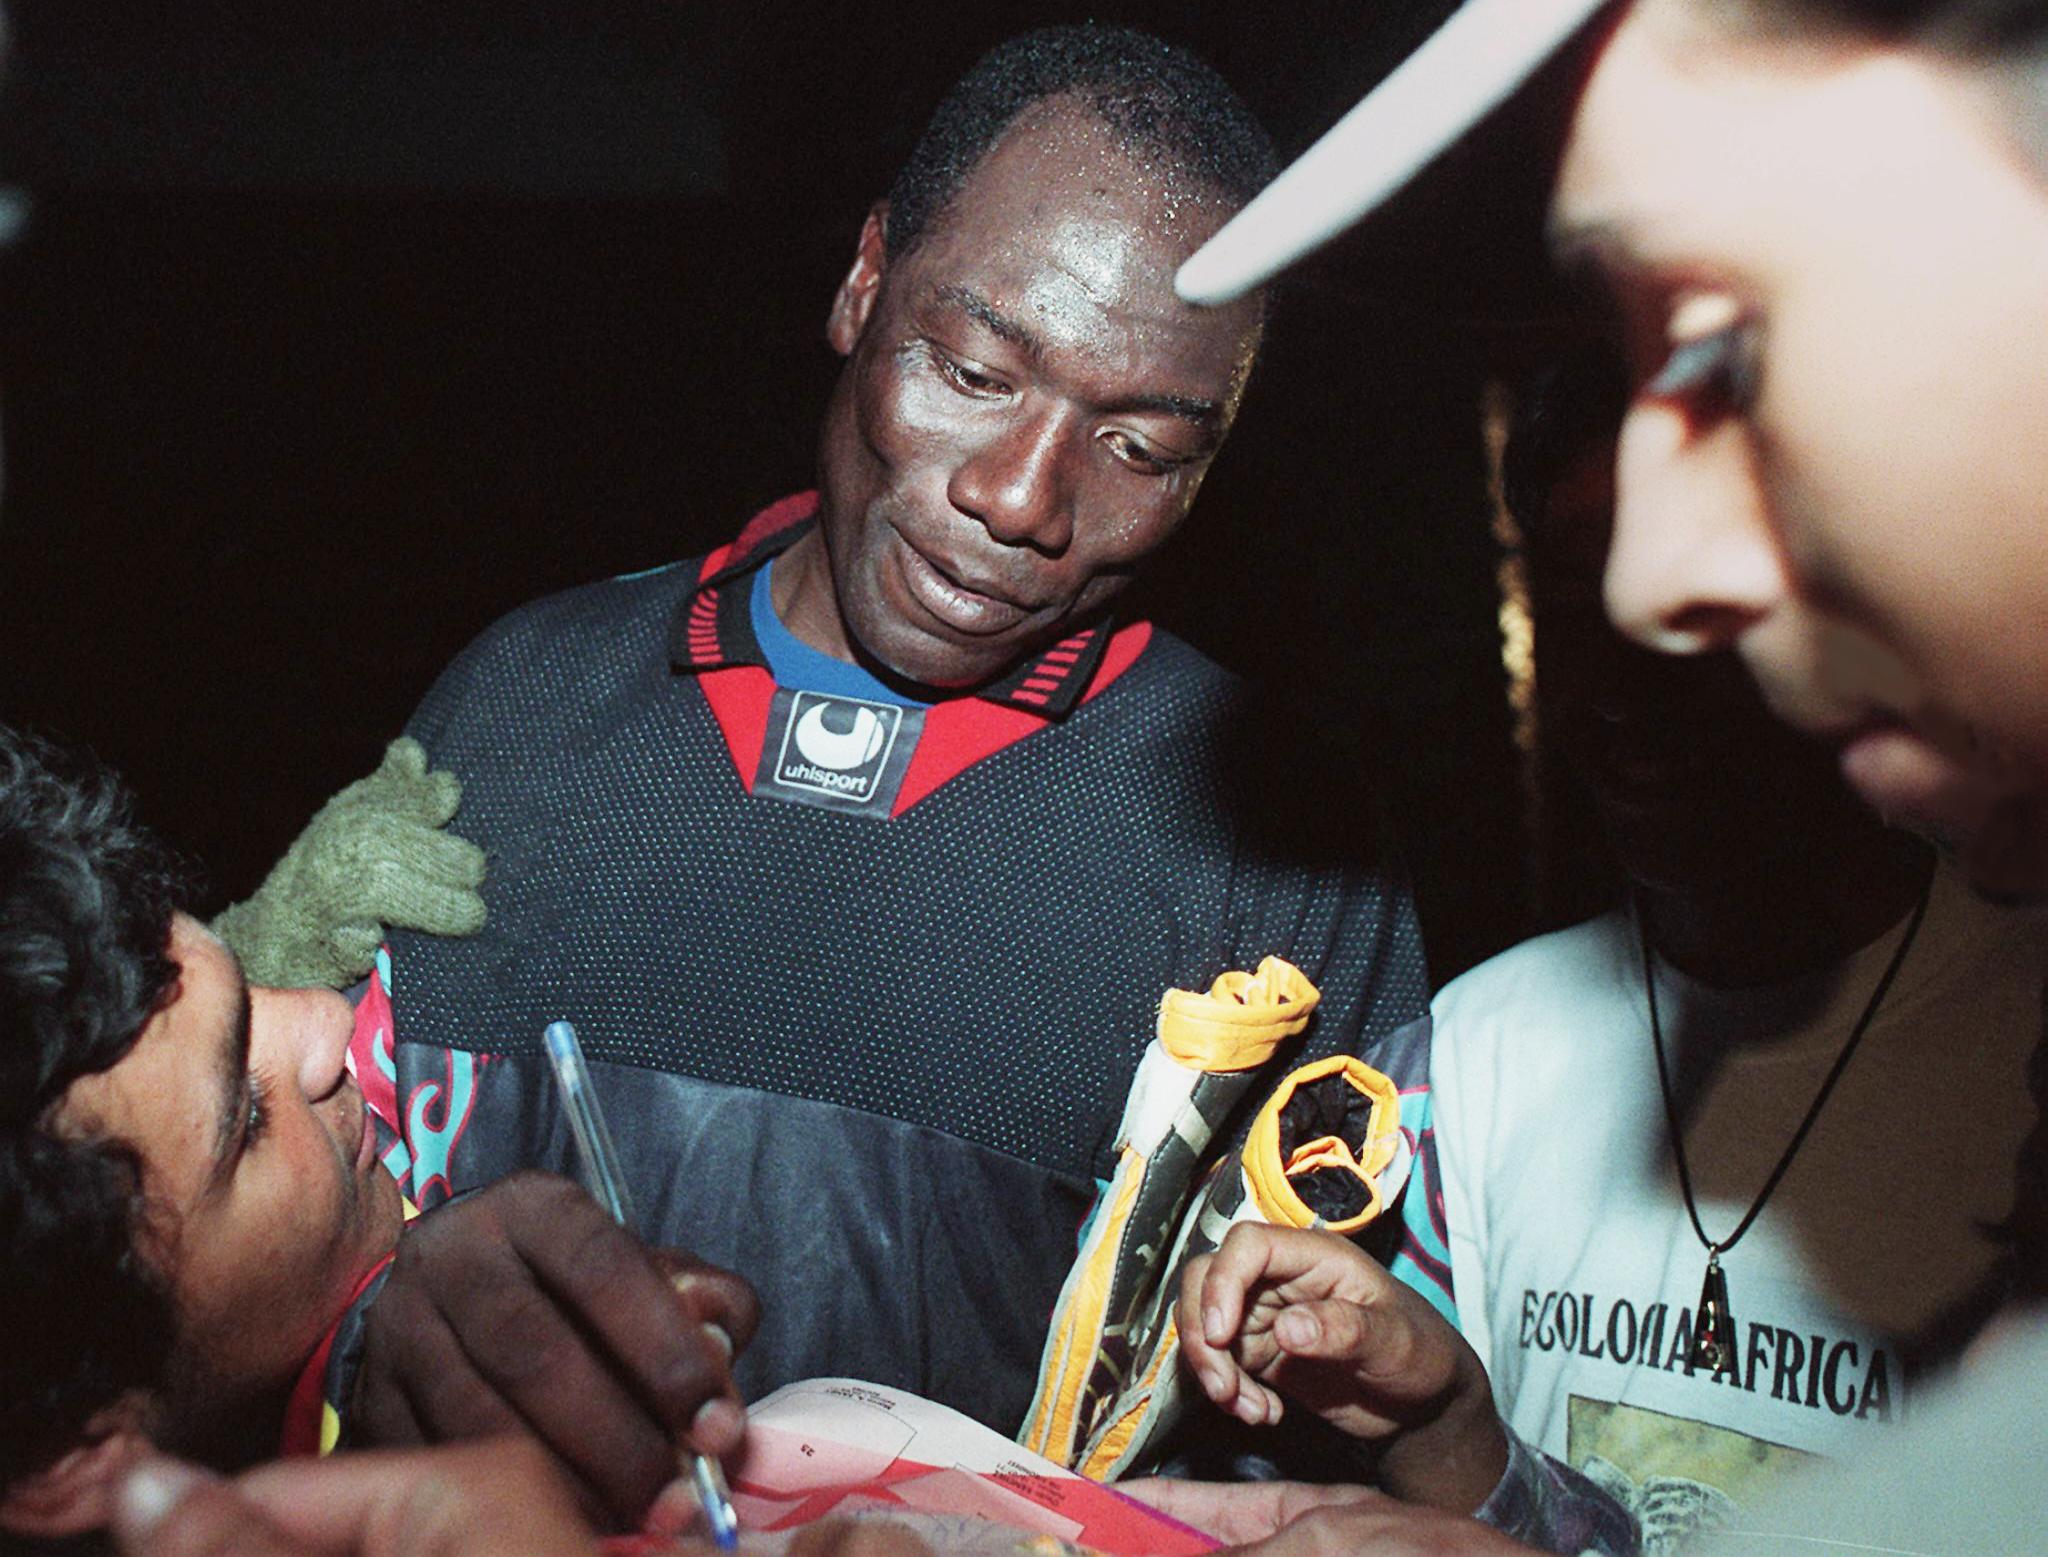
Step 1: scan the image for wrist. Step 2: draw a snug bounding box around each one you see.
[1372,1364,1508,1514]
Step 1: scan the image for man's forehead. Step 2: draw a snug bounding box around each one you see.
[55,916,249,1197]
[937,97,1239,261]
[909,121,1258,367]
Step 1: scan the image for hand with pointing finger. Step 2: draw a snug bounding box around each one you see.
[1177,1223,1507,1516]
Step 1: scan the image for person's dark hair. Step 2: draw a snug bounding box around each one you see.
[1501,341,1630,545]
[0,725,185,1493]
[884,23,1280,260]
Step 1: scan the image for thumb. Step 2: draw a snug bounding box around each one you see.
[376,737,432,788]
[1275,1294,1467,1417]
[1272,1297,1378,1366]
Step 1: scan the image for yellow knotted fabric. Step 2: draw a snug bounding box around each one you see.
[1155,957,1323,1071]
[1069,1050,1409,1480]
[1243,1055,1403,1234]
[1020,957,1319,1467]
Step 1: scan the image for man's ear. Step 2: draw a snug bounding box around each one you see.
[826,204,890,356]
[0,1399,154,1539]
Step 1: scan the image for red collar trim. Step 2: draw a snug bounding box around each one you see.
[696,620,1150,818]
[669,493,1124,721]
[279,1254,396,1457]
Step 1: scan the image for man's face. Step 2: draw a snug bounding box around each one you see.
[53,915,403,1433]
[1549,0,2048,884]
[806,98,1265,688]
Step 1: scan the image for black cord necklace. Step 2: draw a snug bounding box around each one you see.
[1642,878,1932,1374]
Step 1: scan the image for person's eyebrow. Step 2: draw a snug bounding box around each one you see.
[934,283,1042,358]
[1547,210,1637,276]
[1117,390,1226,438]
[934,281,1226,440]
[205,959,255,1191]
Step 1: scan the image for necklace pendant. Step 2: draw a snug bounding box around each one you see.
[1690,1254,1738,1373]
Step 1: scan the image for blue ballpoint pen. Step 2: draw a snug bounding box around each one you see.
[543,1020,741,1550]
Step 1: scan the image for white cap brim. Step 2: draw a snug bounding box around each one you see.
[1177,0,1614,304]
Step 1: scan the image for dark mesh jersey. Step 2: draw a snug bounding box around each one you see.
[384,501,1431,1435]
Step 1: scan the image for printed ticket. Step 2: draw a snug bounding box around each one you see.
[723,1378,1219,1555]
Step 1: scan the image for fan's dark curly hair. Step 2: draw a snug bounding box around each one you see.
[0,724,186,1494]
[884,23,1279,261]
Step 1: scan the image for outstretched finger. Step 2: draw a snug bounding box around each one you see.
[233,1441,594,1556]
[1175,1252,1264,1416]
[1206,1224,1386,1313]
[370,739,464,830]
[1192,1237,1259,1348]
[113,1445,598,1557]
[115,1460,294,1557]
[1175,1252,1236,1394]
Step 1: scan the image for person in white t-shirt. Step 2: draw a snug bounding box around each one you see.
[1428,351,2048,1550]
[1169,1,2048,1552]
[1173,352,2047,1555]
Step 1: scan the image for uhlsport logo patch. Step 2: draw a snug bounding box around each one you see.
[757,688,922,817]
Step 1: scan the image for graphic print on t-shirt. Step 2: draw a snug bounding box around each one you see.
[755,688,925,817]
[1505,1266,1905,1553]
[1567,1397,1818,1554]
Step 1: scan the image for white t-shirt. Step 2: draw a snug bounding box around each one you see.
[1432,864,2045,1549]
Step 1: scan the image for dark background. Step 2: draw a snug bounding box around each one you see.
[0,1,1613,984]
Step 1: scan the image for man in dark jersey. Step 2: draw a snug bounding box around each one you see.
[359,23,1435,1511]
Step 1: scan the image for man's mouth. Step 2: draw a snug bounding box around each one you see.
[347,1082,378,1175]
[893,530,1038,638]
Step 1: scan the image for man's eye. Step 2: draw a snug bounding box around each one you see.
[935,353,1007,398]
[1643,294,1760,425]
[243,1072,272,1151]
[1100,430,1180,476]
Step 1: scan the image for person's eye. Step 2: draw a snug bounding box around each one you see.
[1643,291,1760,426]
[243,1072,273,1152]
[933,351,1009,399]
[1099,429,1186,477]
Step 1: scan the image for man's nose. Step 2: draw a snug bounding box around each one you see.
[947,407,1077,554]
[257,986,356,1102]
[1604,405,1786,657]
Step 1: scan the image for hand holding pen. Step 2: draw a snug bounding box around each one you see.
[546,1020,748,1547]
[345,1163,759,1530]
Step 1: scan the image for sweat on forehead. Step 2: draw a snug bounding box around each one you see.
[952,100,1243,241]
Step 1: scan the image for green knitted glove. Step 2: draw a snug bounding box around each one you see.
[212,738,487,988]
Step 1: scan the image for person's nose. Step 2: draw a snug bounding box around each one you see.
[255,986,356,1103]
[947,406,1077,555]
[1605,406,1787,657]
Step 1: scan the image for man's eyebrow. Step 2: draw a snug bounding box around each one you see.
[1119,391,1226,434]
[933,281,1226,436]
[934,284,1042,358]
[205,960,254,1190]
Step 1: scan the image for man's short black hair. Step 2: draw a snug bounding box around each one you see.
[884,23,1280,260]
[0,724,185,1492]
